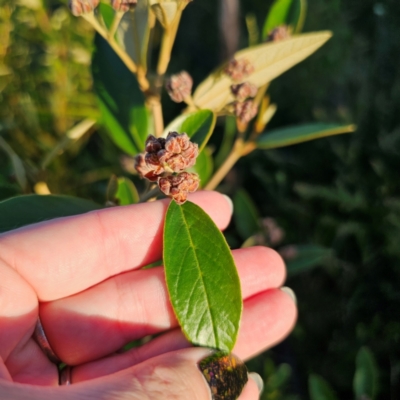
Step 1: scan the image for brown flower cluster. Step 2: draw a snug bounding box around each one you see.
[224,59,259,123]
[158,172,200,205]
[165,71,193,103]
[267,25,291,42]
[68,0,99,16]
[135,132,200,204]
[224,59,254,82]
[111,0,137,12]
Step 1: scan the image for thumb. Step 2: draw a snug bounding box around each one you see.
[0,348,260,400]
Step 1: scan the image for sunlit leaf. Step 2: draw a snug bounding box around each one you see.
[92,34,150,155]
[309,374,339,400]
[116,177,139,205]
[262,0,293,39]
[0,195,101,234]
[353,347,378,400]
[193,31,332,111]
[257,123,356,149]
[283,245,332,276]
[233,189,261,241]
[164,200,242,352]
[163,109,216,151]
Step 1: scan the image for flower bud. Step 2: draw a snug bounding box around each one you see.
[158,172,200,205]
[134,153,163,182]
[231,82,258,102]
[234,100,258,123]
[224,58,255,82]
[68,0,100,16]
[267,25,291,42]
[165,71,193,103]
[111,0,137,12]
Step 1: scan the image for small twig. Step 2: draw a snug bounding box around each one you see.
[109,11,125,39]
[139,187,160,203]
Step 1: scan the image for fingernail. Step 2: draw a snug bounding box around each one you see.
[249,372,264,394]
[222,195,234,214]
[281,286,297,305]
[198,352,248,400]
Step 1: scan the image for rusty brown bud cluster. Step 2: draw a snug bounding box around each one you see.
[111,0,137,12]
[224,58,254,82]
[165,71,193,103]
[233,100,258,123]
[68,0,99,16]
[158,172,200,205]
[267,25,291,42]
[135,132,200,204]
[231,82,258,102]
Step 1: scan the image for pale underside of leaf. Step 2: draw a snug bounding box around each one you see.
[193,31,332,111]
[117,0,150,67]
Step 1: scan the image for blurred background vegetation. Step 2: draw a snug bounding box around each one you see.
[0,0,399,398]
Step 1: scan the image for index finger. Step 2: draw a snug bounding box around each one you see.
[0,191,233,301]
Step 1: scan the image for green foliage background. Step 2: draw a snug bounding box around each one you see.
[0,0,399,398]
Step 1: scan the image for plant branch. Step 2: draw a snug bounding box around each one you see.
[204,139,256,191]
[139,186,160,202]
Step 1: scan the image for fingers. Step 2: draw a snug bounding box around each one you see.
[39,246,286,365]
[0,348,260,400]
[0,191,233,301]
[72,288,297,382]
[0,259,38,361]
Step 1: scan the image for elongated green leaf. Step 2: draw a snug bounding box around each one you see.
[163,109,216,151]
[233,189,261,241]
[164,200,242,352]
[282,245,331,276]
[0,195,101,234]
[92,34,150,155]
[262,0,293,38]
[191,148,213,187]
[0,136,27,191]
[309,374,339,400]
[353,347,378,400]
[193,31,332,111]
[257,123,356,149]
[116,177,139,205]
[215,116,236,169]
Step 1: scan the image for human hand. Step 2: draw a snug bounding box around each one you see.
[0,191,296,399]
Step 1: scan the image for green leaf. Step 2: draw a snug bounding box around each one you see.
[215,116,236,169]
[98,3,115,28]
[163,200,242,352]
[233,189,261,241]
[193,32,332,111]
[309,374,339,400]
[92,34,150,155]
[257,123,356,149]
[283,245,332,276]
[115,177,139,205]
[0,136,27,191]
[288,0,307,33]
[266,363,292,391]
[0,195,101,234]
[191,148,213,187]
[163,109,216,152]
[353,347,379,400]
[262,0,293,38]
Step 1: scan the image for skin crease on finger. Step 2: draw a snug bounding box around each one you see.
[71,288,297,383]
[38,246,286,365]
[0,348,261,400]
[0,191,232,302]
